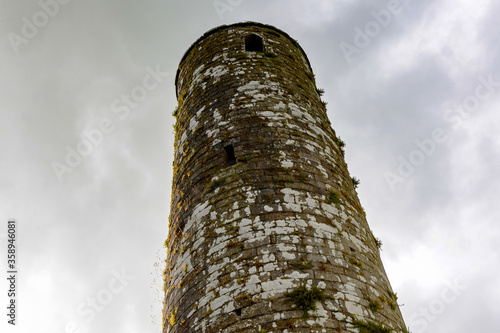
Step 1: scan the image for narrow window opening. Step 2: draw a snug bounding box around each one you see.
[224,144,237,166]
[245,34,264,52]
[234,308,242,316]
[270,234,277,244]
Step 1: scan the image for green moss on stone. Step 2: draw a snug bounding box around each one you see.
[368,298,382,312]
[326,191,341,205]
[289,260,313,271]
[349,257,363,268]
[353,319,393,333]
[285,285,326,319]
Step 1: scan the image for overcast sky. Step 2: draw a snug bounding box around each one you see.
[1,1,499,332]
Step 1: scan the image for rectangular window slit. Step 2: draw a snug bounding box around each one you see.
[224,144,236,166]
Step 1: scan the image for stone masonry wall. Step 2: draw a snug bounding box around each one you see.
[163,22,407,333]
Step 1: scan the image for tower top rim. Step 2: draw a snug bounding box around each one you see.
[174,21,314,95]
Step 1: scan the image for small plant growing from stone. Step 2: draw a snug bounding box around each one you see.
[236,277,248,286]
[378,290,398,311]
[351,176,361,189]
[220,277,230,286]
[225,240,243,250]
[349,257,363,268]
[168,307,178,326]
[285,285,326,319]
[289,260,313,271]
[306,71,315,82]
[326,191,341,205]
[293,171,308,182]
[334,136,346,155]
[235,294,250,302]
[227,224,240,234]
[368,298,382,313]
[374,237,383,250]
[263,194,273,201]
[319,261,327,271]
[283,318,297,329]
[352,319,393,333]
[386,289,398,311]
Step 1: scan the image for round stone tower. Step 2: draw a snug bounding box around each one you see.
[163,22,407,333]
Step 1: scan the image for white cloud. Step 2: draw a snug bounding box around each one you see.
[377,0,492,80]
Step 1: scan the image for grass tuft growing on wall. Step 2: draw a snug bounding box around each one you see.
[353,319,393,333]
[286,285,326,319]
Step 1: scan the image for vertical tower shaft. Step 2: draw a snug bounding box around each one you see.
[164,22,406,333]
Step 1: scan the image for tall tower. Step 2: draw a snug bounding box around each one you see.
[164,22,407,333]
